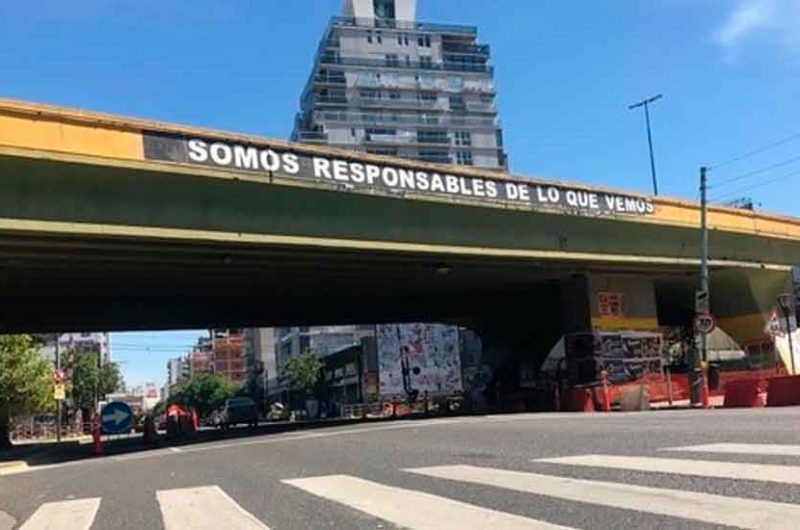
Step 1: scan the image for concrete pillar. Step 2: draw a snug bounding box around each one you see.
[587,274,659,332]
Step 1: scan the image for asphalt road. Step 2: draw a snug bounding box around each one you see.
[2,407,800,529]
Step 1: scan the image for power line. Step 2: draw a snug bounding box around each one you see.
[708,130,800,171]
[708,153,800,190]
[711,167,800,203]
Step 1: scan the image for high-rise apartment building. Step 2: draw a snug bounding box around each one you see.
[292,0,506,169]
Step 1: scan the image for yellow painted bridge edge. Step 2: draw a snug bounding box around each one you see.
[1,98,799,242]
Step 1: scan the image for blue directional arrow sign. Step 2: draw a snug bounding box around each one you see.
[100,401,133,434]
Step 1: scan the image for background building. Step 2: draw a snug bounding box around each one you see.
[292,0,506,168]
[36,332,111,364]
[284,0,495,403]
[211,329,247,385]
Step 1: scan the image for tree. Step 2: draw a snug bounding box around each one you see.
[283,352,324,399]
[169,373,240,418]
[69,353,124,413]
[0,335,54,446]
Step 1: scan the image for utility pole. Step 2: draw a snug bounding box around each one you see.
[691,165,710,406]
[628,94,663,195]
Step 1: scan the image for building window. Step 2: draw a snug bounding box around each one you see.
[373,0,396,19]
[360,88,380,99]
[449,95,466,112]
[385,54,399,67]
[367,31,373,44]
[389,90,401,100]
[417,129,449,144]
[376,31,383,44]
[419,150,451,163]
[417,91,437,102]
[456,151,473,166]
[397,33,409,46]
[419,56,433,69]
[454,131,472,146]
[417,34,432,48]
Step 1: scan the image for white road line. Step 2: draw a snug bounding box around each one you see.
[283,474,574,530]
[157,485,268,530]
[406,464,800,530]
[662,443,800,456]
[536,454,800,484]
[168,446,183,453]
[19,498,100,530]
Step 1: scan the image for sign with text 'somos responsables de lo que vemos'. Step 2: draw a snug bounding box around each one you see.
[142,132,655,217]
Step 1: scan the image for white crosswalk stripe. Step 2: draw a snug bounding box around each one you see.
[283,474,575,530]
[536,454,800,484]
[662,442,800,456]
[19,498,100,530]
[407,464,800,530]
[156,485,269,530]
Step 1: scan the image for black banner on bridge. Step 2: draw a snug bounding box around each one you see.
[142,132,655,217]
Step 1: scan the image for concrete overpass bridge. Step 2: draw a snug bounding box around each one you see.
[0,99,798,361]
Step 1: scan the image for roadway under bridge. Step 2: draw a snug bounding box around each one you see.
[0,99,798,365]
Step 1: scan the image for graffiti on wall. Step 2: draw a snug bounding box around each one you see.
[376,323,463,397]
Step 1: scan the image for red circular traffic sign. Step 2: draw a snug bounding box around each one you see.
[693,312,716,335]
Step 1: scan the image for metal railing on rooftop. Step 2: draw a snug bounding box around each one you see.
[330,16,477,35]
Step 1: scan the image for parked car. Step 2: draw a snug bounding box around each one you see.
[217,397,258,429]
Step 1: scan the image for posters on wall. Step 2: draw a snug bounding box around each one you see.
[376,323,462,397]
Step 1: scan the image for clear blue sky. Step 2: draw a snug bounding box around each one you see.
[1,0,799,387]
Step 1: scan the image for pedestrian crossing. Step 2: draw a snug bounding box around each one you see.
[12,441,800,529]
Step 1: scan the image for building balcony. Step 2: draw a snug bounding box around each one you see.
[330,16,477,35]
[356,97,446,110]
[314,75,347,86]
[441,42,490,55]
[319,54,493,75]
[293,130,328,143]
[315,95,349,105]
[466,101,497,113]
[315,110,498,129]
[365,132,415,144]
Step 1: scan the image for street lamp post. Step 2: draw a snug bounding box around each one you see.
[777,293,796,374]
[628,94,663,196]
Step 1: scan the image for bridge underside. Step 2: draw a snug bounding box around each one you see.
[0,148,794,340]
[0,230,695,332]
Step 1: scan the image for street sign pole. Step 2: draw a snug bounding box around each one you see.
[778,294,796,374]
[55,336,61,443]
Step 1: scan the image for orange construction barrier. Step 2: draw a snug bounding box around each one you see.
[767,375,800,407]
[723,379,764,408]
[561,387,595,412]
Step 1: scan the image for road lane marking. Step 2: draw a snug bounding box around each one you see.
[662,443,800,456]
[19,498,100,530]
[168,446,183,453]
[536,454,800,484]
[283,474,574,530]
[157,485,268,529]
[406,464,800,530]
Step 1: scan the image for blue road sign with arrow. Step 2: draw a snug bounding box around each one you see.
[101,401,133,434]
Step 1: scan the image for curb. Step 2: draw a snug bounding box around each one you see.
[0,461,29,476]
